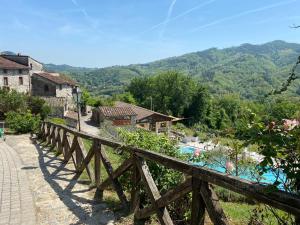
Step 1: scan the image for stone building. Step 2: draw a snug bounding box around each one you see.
[31,72,76,98]
[0,54,43,93]
[31,72,77,117]
[92,101,180,135]
[92,106,137,127]
[0,56,30,93]
[115,101,176,134]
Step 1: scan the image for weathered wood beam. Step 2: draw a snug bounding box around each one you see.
[76,138,95,182]
[94,140,101,188]
[191,177,205,225]
[200,182,229,225]
[100,146,128,208]
[136,157,174,225]
[131,155,141,215]
[135,178,192,219]
[65,135,78,164]
[99,157,133,190]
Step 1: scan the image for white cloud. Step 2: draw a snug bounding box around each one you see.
[138,0,217,36]
[160,0,177,38]
[192,0,298,32]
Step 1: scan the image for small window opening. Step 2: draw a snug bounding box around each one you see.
[44,84,49,92]
[3,77,8,85]
[19,77,23,85]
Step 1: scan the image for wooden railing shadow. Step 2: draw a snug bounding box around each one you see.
[39,121,300,225]
[32,138,115,225]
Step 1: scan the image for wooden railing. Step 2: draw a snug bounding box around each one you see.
[40,121,300,225]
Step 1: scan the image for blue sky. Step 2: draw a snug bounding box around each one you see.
[0,0,299,67]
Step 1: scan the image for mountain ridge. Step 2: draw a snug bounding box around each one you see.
[28,40,300,98]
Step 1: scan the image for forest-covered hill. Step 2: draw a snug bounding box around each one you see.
[44,40,300,99]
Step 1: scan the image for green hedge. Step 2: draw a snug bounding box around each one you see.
[5,111,41,134]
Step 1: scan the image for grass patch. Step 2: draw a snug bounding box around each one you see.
[221,202,254,224]
[48,117,66,125]
[80,139,124,182]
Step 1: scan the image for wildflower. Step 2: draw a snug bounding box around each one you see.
[283,119,299,131]
[226,161,234,173]
[194,148,201,157]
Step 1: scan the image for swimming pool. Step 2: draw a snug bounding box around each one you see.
[180,145,196,154]
[179,145,286,188]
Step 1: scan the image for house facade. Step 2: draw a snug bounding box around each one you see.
[92,101,178,134]
[0,54,43,93]
[115,101,175,134]
[0,56,30,93]
[31,72,77,117]
[92,106,137,127]
[31,72,76,99]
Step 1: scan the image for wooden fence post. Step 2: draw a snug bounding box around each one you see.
[94,139,102,199]
[191,177,205,225]
[75,137,84,171]
[131,154,141,214]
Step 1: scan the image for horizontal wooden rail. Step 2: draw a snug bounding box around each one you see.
[40,121,300,224]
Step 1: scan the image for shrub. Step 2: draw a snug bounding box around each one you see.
[5,111,41,133]
[0,89,27,114]
[27,96,51,119]
[118,129,191,223]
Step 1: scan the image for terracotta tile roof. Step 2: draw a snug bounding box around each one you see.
[99,106,137,118]
[33,72,76,85]
[0,56,28,69]
[115,101,175,121]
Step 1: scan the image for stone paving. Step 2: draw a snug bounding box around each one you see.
[4,134,115,225]
[80,113,100,137]
[0,139,36,225]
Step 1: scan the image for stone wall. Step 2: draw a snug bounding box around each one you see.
[56,84,73,98]
[31,76,56,97]
[28,58,43,73]
[0,69,30,93]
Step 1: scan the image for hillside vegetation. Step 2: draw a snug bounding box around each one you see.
[44,40,300,99]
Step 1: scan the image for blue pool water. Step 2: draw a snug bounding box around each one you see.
[180,146,196,154]
[179,145,286,187]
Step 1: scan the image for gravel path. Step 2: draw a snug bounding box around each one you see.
[5,134,115,225]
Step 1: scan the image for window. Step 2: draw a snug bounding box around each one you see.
[44,84,49,92]
[18,69,22,74]
[19,77,23,85]
[3,69,7,74]
[3,77,8,85]
[59,84,62,90]
[160,122,167,128]
[30,63,33,69]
